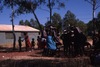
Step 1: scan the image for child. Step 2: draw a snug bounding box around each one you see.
[31,38,35,49]
[18,37,22,51]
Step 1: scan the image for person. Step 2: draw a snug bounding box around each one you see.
[18,37,22,52]
[44,29,57,56]
[24,32,31,51]
[74,27,86,57]
[31,38,35,49]
[94,30,100,54]
[37,36,41,49]
[41,38,46,49]
[60,30,70,56]
[79,32,87,56]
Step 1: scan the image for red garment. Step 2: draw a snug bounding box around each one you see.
[25,35,31,48]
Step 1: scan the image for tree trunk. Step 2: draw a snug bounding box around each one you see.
[12,17,16,51]
[32,11,43,37]
[11,2,16,50]
[13,31,16,50]
[48,0,52,24]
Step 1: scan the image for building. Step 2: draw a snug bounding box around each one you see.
[0,24,39,47]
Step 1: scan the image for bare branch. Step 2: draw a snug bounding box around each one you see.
[95,5,100,10]
[38,7,49,12]
[85,0,93,5]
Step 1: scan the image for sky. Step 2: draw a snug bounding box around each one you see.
[0,0,100,25]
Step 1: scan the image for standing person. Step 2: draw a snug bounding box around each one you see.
[74,27,85,57]
[31,38,35,49]
[94,30,100,54]
[60,30,70,56]
[46,30,57,56]
[18,37,22,52]
[37,36,41,49]
[79,32,87,56]
[24,32,31,51]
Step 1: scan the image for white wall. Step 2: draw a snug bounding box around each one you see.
[0,32,39,47]
[0,33,6,44]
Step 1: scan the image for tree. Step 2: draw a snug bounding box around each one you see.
[87,20,94,36]
[2,0,17,50]
[38,0,66,24]
[52,12,62,32]
[87,12,100,32]
[62,10,87,34]
[96,12,100,30]
[24,20,31,26]
[76,19,87,33]
[85,0,100,45]
[63,10,77,30]
[45,21,51,27]
[15,0,45,37]
[19,20,24,25]
[45,12,62,32]
[15,0,64,36]
[0,1,3,12]
[86,12,100,36]
[2,0,66,37]
[2,0,45,37]
[47,0,65,23]
[19,18,44,30]
[30,18,40,29]
[97,12,100,20]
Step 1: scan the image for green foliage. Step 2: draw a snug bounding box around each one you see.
[19,20,24,25]
[1,0,90,35]
[63,10,77,29]
[97,12,100,20]
[2,0,45,14]
[46,0,65,8]
[45,12,62,32]
[87,20,93,34]
[52,12,62,31]
[0,0,3,12]
[87,12,100,35]
[19,18,43,30]
[96,12,100,30]
[63,10,87,33]
[76,19,87,33]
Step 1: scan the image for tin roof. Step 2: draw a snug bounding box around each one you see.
[0,24,39,32]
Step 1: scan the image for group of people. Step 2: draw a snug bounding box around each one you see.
[18,26,100,58]
[37,26,87,57]
[61,26,87,57]
[18,32,35,52]
[17,26,100,65]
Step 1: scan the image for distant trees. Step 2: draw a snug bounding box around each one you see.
[86,20,93,35]
[0,1,3,12]
[45,10,87,34]
[76,20,87,33]
[1,0,100,37]
[42,0,65,23]
[19,18,44,30]
[1,0,66,37]
[63,10,77,29]
[96,12,100,30]
[62,10,87,33]
[52,13,62,32]
[86,12,100,36]
[45,12,62,32]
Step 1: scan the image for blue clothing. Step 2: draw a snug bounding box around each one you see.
[47,35,57,50]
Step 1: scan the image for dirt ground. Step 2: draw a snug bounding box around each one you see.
[0,42,95,67]
[0,39,93,60]
[0,48,44,60]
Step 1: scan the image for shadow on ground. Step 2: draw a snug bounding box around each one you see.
[0,57,93,67]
